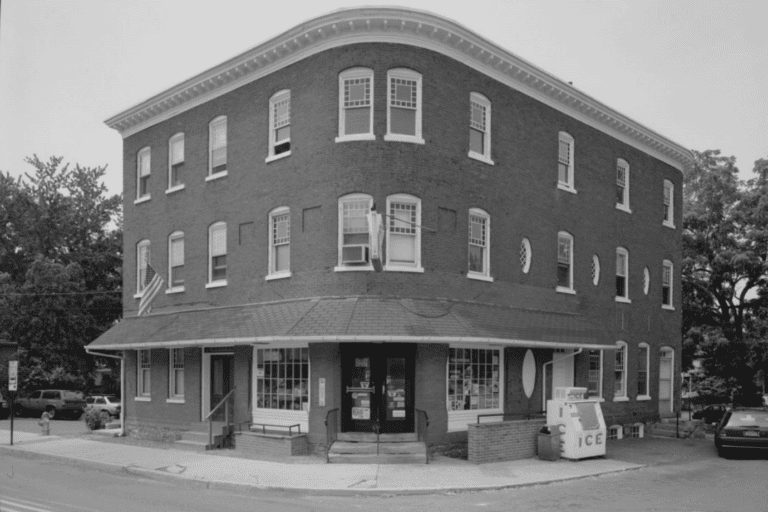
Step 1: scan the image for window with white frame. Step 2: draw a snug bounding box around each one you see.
[588,350,603,399]
[614,342,627,399]
[268,90,291,160]
[558,132,575,191]
[255,347,309,411]
[447,347,502,417]
[136,239,150,295]
[209,116,227,176]
[268,207,290,278]
[136,147,151,201]
[616,159,629,210]
[208,222,227,285]
[338,68,374,141]
[662,260,673,308]
[468,208,491,280]
[637,343,649,398]
[663,180,674,227]
[168,232,184,290]
[520,238,532,274]
[616,247,629,301]
[386,68,423,144]
[557,232,574,292]
[169,348,184,399]
[385,194,421,271]
[137,349,151,397]
[168,133,184,190]
[469,93,492,163]
[591,254,601,286]
[337,194,372,269]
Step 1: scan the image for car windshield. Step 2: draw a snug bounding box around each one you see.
[725,410,768,427]
[63,391,84,400]
[104,395,119,402]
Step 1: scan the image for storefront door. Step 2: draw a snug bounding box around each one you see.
[341,343,415,434]
[210,354,234,421]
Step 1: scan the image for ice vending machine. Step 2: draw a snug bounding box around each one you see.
[546,387,607,460]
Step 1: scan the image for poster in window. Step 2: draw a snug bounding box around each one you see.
[355,358,369,368]
[352,407,370,420]
[256,367,265,378]
[392,410,405,418]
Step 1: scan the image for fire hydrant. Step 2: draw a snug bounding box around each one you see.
[38,411,52,435]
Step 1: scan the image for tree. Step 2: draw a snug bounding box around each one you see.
[682,150,768,397]
[0,156,122,394]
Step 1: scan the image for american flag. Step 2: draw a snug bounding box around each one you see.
[138,263,164,316]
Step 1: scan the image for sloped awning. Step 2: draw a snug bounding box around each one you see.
[86,297,614,351]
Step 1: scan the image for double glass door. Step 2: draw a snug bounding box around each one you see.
[341,344,414,433]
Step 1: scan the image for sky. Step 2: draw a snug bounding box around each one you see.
[1,0,766,196]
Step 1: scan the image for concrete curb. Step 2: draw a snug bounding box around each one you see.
[0,443,646,496]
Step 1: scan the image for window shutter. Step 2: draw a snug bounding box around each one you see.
[211,226,226,257]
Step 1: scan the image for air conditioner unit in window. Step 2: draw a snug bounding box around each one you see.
[342,244,369,264]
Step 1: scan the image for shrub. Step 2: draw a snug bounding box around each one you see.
[83,408,103,431]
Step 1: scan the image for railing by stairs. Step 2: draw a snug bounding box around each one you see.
[205,387,236,449]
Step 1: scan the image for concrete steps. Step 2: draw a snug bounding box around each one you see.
[328,434,426,464]
[174,425,230,452]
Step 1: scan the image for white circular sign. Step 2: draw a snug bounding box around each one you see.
[522,349,536,398]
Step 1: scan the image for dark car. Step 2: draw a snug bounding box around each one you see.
[14,390,87,419]
[714,407,768,458]
[692,404,728,424]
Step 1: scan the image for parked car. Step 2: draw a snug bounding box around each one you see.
[85,395,121,422]
[14,390,86,419]
[0,391,9,420]
[714,407,768,458]
[692,404,728,424]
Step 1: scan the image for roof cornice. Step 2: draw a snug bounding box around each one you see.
[105,6,693,172]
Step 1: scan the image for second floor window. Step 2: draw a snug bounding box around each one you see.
[208,222,227,284]
[468,209,491,280]
[469,93,492,163]
[663,180,675,227]
[268,90,291,159]
[168,133,184,189]
[557,232,574,291]
[616,247,629,301]
[338,68,373,140]
[662,260,673,308]
[209,116,227,176]
[136,240,150,295]
[386,69,423,144]
[136,147,151,200]
[616,159,629,210]
[558,132,574,191]
[386,194,421,271]
[168,232,184,290]
[268,207,291,278]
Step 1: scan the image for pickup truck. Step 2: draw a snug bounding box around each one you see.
[14,390,86,419]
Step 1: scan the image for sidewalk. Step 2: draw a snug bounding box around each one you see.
[0,429,645,495]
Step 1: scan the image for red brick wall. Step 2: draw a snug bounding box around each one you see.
[468,419,547,463]
[234,432,308,457]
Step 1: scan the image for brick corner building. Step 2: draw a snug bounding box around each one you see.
[88,7,693,462]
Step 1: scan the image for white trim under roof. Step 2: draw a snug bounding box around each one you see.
[105,7,693,173]
[88,335,615,351]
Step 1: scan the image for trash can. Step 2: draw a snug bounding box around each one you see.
[538,425,562,461]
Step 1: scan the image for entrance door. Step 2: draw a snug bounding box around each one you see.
[659,349,674,416]
[341,344,415,434]
[210,354,234,421]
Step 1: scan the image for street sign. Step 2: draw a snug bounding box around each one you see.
[8,360,18,391]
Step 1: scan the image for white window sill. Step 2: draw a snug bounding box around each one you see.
[134,396,151,402]
[467,272,494,282]
[615,204,632,214]
[265,272,292,281]
[265,151,291,164]
[662,304,675,311]
[591,397,606,403]
[335,133,375,143]
[636,395,651,401]
[384,134,425,145]
[468,151,494,165]
[205,171,228,182]
[663,222,676,229]
[615,296,632,304]
[205,280,228,289]
[557,183,577,194]
[613,396,629,402]
[166,184,185,195]
[383,265,424,273]
[556,286,576,295]
[166,398,185,404]
[133,293,143,299]
[165,287,185,295]
[334,265,374,272]
[133,195,151,205]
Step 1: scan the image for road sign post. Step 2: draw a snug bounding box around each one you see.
[8,361,18,445]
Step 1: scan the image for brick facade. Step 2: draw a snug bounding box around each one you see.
[467,419,547,464]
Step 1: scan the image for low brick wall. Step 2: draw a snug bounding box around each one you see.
[467,418,546,464]
[234,432,308,457]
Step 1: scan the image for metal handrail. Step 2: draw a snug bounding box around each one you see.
[324,408,339,463]
[477,411,545,423]
[205,387,236,448]
[415,408,429,464]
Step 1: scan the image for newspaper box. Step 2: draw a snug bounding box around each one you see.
[546,387,606,460]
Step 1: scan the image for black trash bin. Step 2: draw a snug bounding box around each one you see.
[538,425,562,461]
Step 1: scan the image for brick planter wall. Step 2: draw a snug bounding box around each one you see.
[234,432,308,457]
[467,418,546,464]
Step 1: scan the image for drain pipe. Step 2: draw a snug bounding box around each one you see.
[541,348,584,412]
[85,349,125,437]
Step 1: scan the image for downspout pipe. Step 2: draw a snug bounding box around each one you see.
[85,349,125,437]
[541,348,584,412]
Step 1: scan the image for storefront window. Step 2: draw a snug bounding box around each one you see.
[255,348,309,411]
[447,348,501,411]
